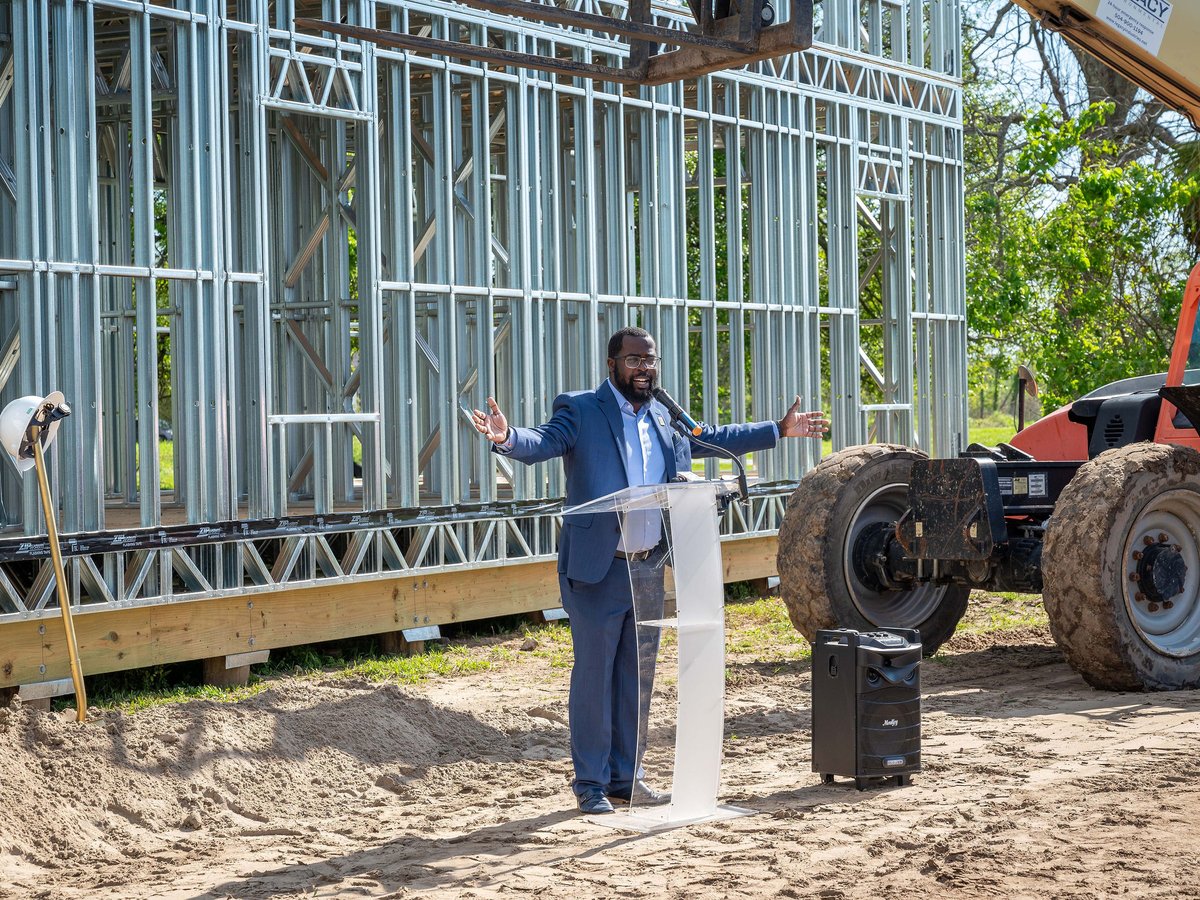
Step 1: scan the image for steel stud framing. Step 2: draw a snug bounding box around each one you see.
[0,0,966,624]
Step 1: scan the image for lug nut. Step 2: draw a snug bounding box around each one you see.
[1164,600,1175,610]
[1174,544,1182,552]
[1144,536,1155,546]
[1135,592,1146,602]
[1159,533,1169,543]
[1148,602,1160,612]
[1130,572,1140,582]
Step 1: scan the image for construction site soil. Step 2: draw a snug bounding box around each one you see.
[2,593,1198,899]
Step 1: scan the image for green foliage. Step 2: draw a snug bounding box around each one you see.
[133,440,175,490]
[723,579,761,602]
[153,192,173,420]
[159,440,173,490]
[684,148,754,422]
[966,93,1200,410]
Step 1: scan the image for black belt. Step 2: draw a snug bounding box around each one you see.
[614,548,652,562]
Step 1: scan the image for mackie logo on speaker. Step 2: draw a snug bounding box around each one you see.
[882,718,899,727]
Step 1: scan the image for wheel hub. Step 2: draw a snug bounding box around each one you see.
[1121,492,1200,658]
[852,520,898,592]
[1135,540,1186,608]
[843,481,949,629]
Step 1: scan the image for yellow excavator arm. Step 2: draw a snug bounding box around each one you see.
[1013,0,1200,127]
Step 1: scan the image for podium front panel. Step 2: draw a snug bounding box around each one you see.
[610,481,728,825]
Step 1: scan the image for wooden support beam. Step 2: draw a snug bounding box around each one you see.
[746,576,773,597]
[295,19,639,83]
[0,537,779,689]
[202,650,270,688]
[202,658,250,688]
[721,535,778,583]
[449,0,752,52]
[643,12,812,84]
[295,10,813,87]
[379,632,424,656]
[0,560,561,688]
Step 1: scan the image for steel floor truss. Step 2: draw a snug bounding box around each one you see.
[0,484,797,622]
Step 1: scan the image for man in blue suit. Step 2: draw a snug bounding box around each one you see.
[472,327,828,814]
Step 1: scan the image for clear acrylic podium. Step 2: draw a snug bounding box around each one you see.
[562,479,753,831]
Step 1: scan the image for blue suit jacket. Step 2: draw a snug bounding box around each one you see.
[500,381,779,584]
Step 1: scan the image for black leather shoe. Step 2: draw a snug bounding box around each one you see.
[607,780,671,807]
[576,789,615,814]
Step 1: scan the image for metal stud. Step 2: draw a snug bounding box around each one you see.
[0,0,968,628]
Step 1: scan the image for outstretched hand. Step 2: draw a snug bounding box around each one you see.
[777,397,830,439]
[471,397,510,443]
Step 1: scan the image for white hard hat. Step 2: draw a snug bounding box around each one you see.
[0,391,69,473]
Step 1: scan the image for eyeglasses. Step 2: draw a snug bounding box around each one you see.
[616,355,660,370]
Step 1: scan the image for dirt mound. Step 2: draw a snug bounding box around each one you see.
[2,620,1198,899]
[0,677,569,885]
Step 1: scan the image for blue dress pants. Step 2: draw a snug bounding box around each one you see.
[559,558,664,796]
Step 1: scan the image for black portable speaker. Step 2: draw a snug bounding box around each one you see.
[811,628,921,789]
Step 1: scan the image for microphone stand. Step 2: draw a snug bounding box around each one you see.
[670,420,749,512]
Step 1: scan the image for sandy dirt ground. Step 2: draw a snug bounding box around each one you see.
[2,594,1199,900]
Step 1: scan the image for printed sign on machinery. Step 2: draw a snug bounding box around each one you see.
[1096,0,1174,55]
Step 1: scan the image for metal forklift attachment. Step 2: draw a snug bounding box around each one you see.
[896,458,1008,561]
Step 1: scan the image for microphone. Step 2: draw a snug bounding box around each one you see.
[653,386,750,508]
[652,387,702,437]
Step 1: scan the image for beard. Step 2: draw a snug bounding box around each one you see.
[614,366,656,404]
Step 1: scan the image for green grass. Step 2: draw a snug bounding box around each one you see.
[61,588,1059,717]
[514,620,576,669]
[73,639,496,715]
[335,645,492,683]
[69,590,815,715]
[957,591,1048,634]
[97,681,269,715]
[969,424,1016,447]
[260,639,497,684]
[725,595,811,662]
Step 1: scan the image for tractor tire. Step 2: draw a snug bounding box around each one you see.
[777,444,969,655]
[1042,442,1200,691]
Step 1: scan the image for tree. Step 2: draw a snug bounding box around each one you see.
[963,1,1200,412]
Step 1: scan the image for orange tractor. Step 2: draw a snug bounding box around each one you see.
[778,0,1200,691]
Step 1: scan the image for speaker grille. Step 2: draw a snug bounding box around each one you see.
[857,693,920,758]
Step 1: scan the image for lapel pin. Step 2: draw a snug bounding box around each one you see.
[657,414,665,427]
